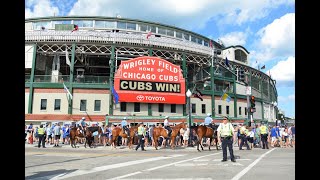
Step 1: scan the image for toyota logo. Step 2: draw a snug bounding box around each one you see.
[136,95,144,101]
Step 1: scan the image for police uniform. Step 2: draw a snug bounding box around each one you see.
[204,113,214,129]
[121,117,130,137]
[135,123,146,151]
[37,125,46,148]
[217,118,236,162]
[239,125,250,150]
[260,124,269,149]
[164,116,172,137]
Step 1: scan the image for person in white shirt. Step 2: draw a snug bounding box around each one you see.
[217,116,236,162]
[163,116,172,137]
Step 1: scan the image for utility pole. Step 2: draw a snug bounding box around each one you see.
[245,74,251,127]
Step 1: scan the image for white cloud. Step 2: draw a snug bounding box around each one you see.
[219,31,247,47]
[25,0,59,18]
[288,94,295,101]
[269,56,295,86]
[252,13,295,63]
[25,0,294,30]
[278,94,295,103]
[215,0,294,26]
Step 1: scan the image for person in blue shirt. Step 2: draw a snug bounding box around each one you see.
[77,117,87,134]
[121,117,130,137]
[204,113,214,129]
[270,125,278,147]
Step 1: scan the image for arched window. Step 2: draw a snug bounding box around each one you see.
[235,49,247,63]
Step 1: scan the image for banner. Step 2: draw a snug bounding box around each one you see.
[114,56,186,104]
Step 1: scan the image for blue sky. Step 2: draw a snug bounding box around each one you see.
[25,0,295,118]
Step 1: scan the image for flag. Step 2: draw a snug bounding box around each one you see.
[65,45,71,67]
[194,89,203,101]
[225,57,230,67]
[261,65,265,69]
[72,25,78,32]
[146,31,152,39]
[221,93,231,102]
[112,87,119,104]
[209,40,213,48]
[63,83,73,100]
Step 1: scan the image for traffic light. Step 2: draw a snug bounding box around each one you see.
[250,96,255,108]
[250,96,256,113]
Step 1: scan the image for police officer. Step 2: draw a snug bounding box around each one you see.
[239,123,251,150]
[135,123,146,151]
[37,124,46,148]
[78,117,87,134]
[217,116,236,162]
[260,122,269,149]
[164,116,172,137]
[204,113,214,129]
[121,117,130,137]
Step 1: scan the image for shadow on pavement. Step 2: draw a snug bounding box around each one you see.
[25,169,77,180]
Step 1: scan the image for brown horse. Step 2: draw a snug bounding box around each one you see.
[70,127,85,148]
[163,122,187,149]
[153,127,168,150]
[69,126,103,148]
[192,125,218,152]
[85,126,103,148]
[111,126,138,149]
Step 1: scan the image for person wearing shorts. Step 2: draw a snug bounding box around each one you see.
[54,123,62,147]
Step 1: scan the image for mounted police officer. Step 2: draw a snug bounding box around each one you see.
[77,117,87,135]
[260,122,269,149]
[164,116,172,137]
[217,116,236,162]
[121,117,130,137]
[204,113,214,129]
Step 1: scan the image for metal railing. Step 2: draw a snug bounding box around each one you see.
[31,75,109,84]
[25,31,212,56]
[73,75,109,84]
[25,75,31,82]
[33,75,70,83]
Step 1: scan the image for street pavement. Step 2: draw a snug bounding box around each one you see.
[25,143,295,180]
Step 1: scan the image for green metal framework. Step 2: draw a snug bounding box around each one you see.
[25,17,278,122]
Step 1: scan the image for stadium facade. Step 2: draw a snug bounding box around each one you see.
[25,16,278,126]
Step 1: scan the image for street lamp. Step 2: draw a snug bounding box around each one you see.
[186,89,193,147]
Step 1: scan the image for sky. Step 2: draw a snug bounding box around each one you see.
[25,0,295,118]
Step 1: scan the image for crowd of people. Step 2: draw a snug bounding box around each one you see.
[25,117,295,150]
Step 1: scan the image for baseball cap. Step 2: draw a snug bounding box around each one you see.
[82,117,85,120]
[123,117,127,120]
[165,116,169,119]
[222,116,229,120]
[207,113,211,117]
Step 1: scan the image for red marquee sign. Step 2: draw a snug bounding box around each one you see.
[114,56,186,104]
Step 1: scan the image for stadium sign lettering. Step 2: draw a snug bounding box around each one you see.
[114,56,186,104]
[120,80,180,93]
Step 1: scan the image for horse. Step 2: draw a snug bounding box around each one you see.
[163,122,187,149]
[69,127,85,148]
[85,126,103,148]
[153,127,168,150]
[192,124,218,152]
[111,126,138,149]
